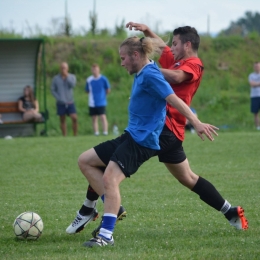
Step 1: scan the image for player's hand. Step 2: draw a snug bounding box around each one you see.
[126,22,148,32]
[194,122,219,141]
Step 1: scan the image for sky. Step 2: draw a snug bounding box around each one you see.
[0,0,260,36]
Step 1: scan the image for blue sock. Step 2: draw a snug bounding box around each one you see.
[101,213,117,232]
[101,194,105,203]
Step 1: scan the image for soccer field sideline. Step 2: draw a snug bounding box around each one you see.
[0,132,259,259]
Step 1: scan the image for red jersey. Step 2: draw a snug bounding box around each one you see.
[159,46,204,141]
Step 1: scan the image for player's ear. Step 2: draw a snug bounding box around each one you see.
[133,51,139,58]
[185,41,192,50]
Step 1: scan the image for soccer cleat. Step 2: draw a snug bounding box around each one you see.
[91,205,127,237]
[66,209,99,234]
[83,235,114,248]
[228,206,248,230]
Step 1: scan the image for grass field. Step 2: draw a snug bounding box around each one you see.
[0,132,260,260]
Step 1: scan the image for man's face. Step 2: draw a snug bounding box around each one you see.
[119,47,139,75]
[254,63,260,73]
[60,63,69,76]
[171,35,186,61]
[92,66,100,77]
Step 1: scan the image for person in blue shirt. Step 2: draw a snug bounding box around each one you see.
[85,64,110,135]
[70,36,218,248]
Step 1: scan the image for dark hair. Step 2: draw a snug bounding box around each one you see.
[24,85,36,107]
[173,26,200,51]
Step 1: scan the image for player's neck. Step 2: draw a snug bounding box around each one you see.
[137,58,150,72]
[185,50,198,59]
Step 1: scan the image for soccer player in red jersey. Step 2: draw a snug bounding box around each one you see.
[126,22,248,230]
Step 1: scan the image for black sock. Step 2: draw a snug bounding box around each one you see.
[79,205,94,215]
[192,176,225,211]
[79,167,106,216]
[87,185,99,201]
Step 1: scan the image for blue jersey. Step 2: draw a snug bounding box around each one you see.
[125,61,174,150]
[85,75,110,107]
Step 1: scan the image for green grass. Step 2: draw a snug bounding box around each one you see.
[0,132,260,259]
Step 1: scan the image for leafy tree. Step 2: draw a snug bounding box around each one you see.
[114,19,127,38]
[89,0,97,36]
[221,11,260,36]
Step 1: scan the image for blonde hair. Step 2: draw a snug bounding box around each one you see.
[120,36,165,59]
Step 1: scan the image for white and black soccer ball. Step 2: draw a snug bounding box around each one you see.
[13,212,44,240]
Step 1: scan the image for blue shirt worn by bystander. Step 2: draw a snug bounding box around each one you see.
[85,75,110,107]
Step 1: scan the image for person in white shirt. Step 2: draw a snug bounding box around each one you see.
[248,62,260,130]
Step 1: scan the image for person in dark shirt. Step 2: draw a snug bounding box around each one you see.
[18,85,42,122]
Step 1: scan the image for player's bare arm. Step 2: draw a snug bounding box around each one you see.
[126,21,166,46]
[166,94,218,141]
[161,68,192,84]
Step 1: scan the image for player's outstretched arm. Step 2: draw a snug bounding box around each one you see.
[166,94,218,141]
[126,22,166,46]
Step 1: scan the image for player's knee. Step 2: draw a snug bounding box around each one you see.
[102,173,113,190]
[78,149,96,169]
[176,172,198,189]
[78,152,89,169]
[102,169,117,189]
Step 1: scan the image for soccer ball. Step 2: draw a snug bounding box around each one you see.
[13,212,43,240]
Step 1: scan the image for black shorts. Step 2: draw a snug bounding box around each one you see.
[94,132,157,178]
[156,125,187,164]
[89,106,106,116]
[251,97,260,114]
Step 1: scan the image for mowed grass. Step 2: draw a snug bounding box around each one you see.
[0,132,260,260]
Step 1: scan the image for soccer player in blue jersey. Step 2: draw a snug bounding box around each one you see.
[73,36,218,247]
[85,64,110,135]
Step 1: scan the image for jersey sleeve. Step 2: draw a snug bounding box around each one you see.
[158,46,175,69]
[85,81,89,92]
[180,61,203,82]
[103,76,110,89]
[145,71,174,99]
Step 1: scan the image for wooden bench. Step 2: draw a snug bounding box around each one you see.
[0,102,24,124]
[0,101,47,124]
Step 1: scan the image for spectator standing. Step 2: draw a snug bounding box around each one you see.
[85,64,110,135]
[248,62,260,130]
[51,62,78,136]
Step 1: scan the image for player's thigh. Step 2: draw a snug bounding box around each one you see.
[164,159,198,186]
[78,148,106,167]
[92,135,122,166]
[103,161,126,187]
[157,126,186,164]
[110,133,156,178]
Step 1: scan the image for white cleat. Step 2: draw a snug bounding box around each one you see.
[66,209,99,234]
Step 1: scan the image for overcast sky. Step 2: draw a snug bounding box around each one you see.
[0,0,260,35]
